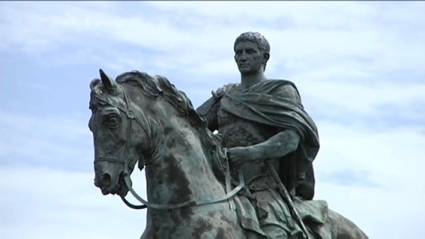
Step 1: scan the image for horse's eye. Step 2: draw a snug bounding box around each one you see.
[104,114,120,128]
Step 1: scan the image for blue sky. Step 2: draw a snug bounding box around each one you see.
[1,1,425,239]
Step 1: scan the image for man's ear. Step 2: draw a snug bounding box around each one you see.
[263,53,270,62]
[262,53,270,72]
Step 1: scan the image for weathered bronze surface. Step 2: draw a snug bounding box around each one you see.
[88,32,369,239]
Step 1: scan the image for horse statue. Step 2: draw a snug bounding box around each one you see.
[88,69,369,239]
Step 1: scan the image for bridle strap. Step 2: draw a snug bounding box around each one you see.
[120,169,244,210]
[94,87,138,176]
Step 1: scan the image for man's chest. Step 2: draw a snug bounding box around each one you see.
[217,106,276,147]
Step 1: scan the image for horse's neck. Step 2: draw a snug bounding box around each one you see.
[145,122,225,205]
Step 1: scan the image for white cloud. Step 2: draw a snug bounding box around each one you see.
[0,166,147,239]
[0,110,92,169]
[2,1,424,86]
[314,122,425,239]
[299,80,425,116]
[315,122,425,187]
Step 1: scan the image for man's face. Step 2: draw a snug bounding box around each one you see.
[234,41,265,76]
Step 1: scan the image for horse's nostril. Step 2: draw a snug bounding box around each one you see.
[100,173,112,187]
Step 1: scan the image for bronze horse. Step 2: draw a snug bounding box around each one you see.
[89,70,368,239]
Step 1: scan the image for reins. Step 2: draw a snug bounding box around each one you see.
[121,168,244,210]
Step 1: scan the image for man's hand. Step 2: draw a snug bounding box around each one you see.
[226,147,254,168]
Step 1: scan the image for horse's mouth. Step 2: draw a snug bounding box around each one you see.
[100,173,129,197]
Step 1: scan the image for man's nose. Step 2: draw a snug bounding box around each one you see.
[238,53,247,62]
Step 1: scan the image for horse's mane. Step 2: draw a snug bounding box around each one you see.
[115,71,226,178]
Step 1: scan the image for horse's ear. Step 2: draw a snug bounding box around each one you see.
[99,69,117,94]
[90,78,101,91]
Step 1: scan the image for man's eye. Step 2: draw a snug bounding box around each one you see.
[104,115,120,127]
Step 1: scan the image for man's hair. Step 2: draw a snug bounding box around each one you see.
[234,32,270,71]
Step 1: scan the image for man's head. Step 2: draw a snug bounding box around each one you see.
[234,32,270,74]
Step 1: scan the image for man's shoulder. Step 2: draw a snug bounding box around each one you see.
[222,83,240,91]
[214,79,300,99]
[267,79,297,89]
[268,78,296,84]
[258,79,300,99]
[213,83,239,97]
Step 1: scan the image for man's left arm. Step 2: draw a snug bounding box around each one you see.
[227,83,302,167]
[227,129,300,167]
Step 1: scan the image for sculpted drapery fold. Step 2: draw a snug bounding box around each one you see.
[215,79,319,200]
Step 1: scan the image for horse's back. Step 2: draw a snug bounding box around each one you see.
[327,209,369,239]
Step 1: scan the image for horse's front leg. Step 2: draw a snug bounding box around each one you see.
[140,226,153,239]
[140,210,153,239]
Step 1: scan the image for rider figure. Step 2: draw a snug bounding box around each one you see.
[197,32,320,239]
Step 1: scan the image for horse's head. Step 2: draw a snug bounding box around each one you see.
[89,69,226,203]
[88,69,154,197]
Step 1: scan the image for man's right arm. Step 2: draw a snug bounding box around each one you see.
[196,95,219,132]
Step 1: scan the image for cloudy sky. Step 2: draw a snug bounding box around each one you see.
[1,1,424,239]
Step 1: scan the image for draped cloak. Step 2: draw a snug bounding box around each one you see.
[218,79,320,200]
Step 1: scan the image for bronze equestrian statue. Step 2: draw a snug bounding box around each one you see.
[88,32,369,239]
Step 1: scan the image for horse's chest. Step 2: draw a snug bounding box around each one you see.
[217,107,275,148]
